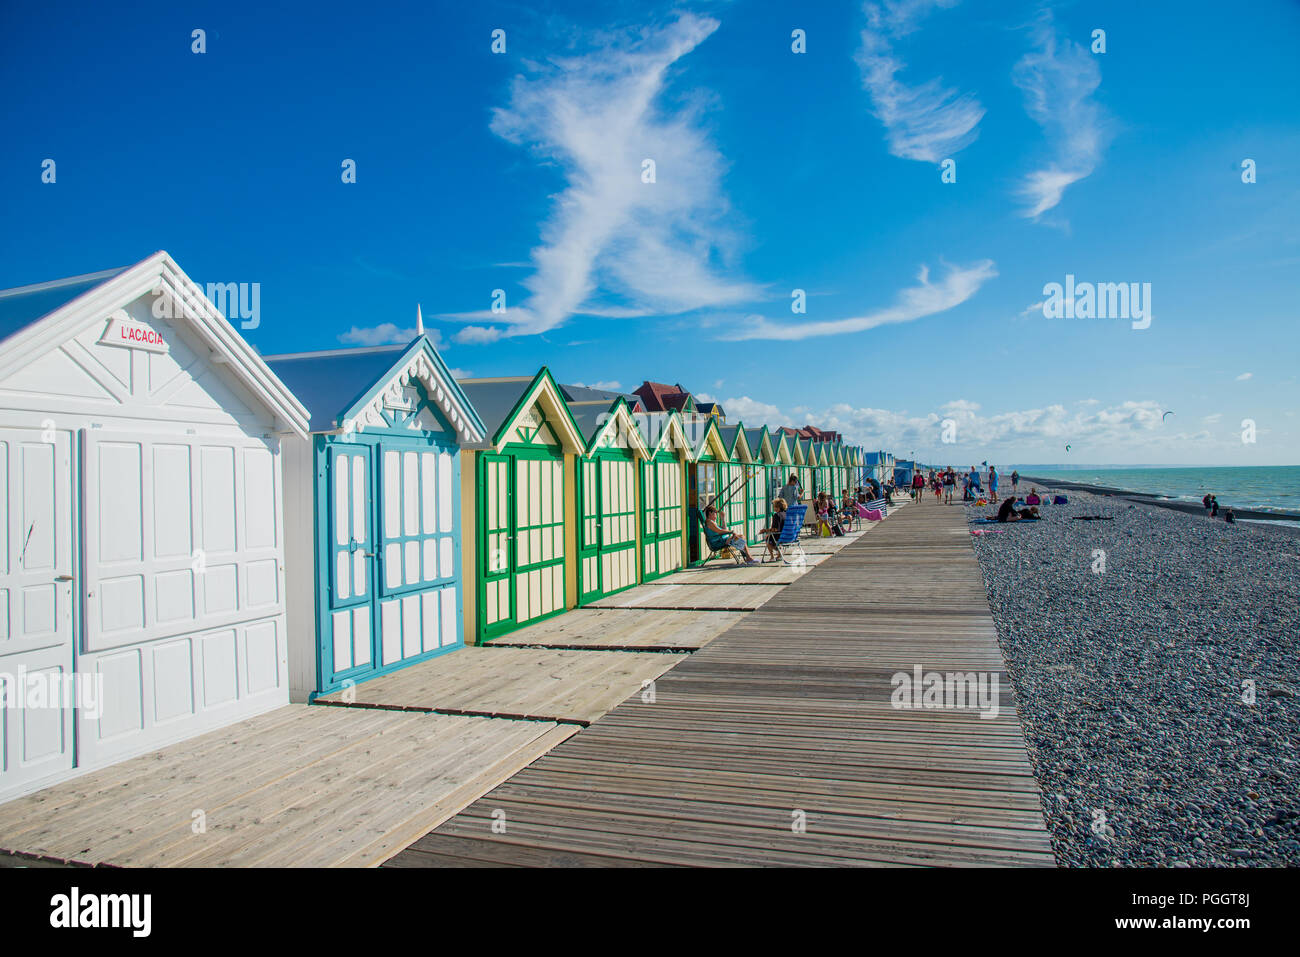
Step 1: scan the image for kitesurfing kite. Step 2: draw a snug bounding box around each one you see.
[1162,411,1175,422]
[1065,444,1072,452]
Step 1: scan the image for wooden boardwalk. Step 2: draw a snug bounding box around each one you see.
[0,706,576,867]
[390,501,1055,867]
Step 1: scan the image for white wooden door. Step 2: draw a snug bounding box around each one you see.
[0,429,75,797]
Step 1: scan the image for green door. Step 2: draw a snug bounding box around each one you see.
[745,466,768,544]
[478,449,566,641]
[641,454,683,581]
[577,453,638,603]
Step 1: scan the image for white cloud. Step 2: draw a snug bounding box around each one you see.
[572,380,623,391]
[723,259,996,340]
[471,14,761,342]
[856,1,984,163]
[1235,372,1252,381]
[1013,13,1108,218]
[809,398,1177,457]
[448,367,474,379]
[338,324,431,346]
[717,395,784,427]
[454,325,504,344]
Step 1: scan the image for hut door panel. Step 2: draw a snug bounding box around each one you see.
[326,447,374,680]
[654,459,682,576]
[480,455,513,633]
[377,447,458,666]
[640,462,658,579]
[0,431,75,794]
[577,458,600,602]
[579,457,636,601]
[511,455,564,628]
[746,468,767,544]
[599,458,636,595]
[78,431,284,766]
[723,465,746,533]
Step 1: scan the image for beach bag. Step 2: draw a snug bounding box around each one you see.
[1054,495,1068,504]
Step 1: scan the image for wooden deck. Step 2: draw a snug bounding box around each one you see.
[585,582,785,610]
[491,608,745,650]
[391,501,1055,867]
[315,646,685,725]
[0,706,576,867]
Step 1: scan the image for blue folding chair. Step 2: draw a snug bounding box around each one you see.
[773,505,808,564]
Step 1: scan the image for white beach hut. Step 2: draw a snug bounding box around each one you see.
[0,252,308,803]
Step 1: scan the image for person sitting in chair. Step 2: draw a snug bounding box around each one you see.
[1024,487,1041,506]
[761,497,788,562]
[840,490,858,529]
[704,505,757,564]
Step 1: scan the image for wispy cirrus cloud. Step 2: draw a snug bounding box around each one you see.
[1013,13,1109,218]
[456,14,760,344]
[721,259,996,340]
[856,0,985,163]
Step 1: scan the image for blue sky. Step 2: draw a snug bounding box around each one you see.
[2,0,1298,464]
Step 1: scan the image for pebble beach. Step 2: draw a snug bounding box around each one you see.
[964,485,1300,866]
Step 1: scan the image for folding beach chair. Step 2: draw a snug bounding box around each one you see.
[773,505,808,564]
[690,506,747,566]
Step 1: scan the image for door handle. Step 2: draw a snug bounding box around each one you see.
[55,575,73,582]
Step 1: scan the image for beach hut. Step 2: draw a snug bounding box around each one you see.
[633,410,691,581]
[741,425,776,544]
[894,459,915,487]
[0,252,309,802]
[715,424,755,543]
[457,371,587,643]
[681,414,731,565]
[768,430,794,502]
[264,335,485,700]
[560,390,651,604]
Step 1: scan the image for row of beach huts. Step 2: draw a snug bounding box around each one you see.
[0,252,899,803]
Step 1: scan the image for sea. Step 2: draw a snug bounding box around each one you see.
[1009,466,1300,520]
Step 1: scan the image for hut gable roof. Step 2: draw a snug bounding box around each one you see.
[457,368,585,453]
[0,251,308,437]
[265,336,485,441]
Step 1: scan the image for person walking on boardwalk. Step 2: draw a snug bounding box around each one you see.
[943,466,956,504]
[912,470,925,502]
[779,473,801,507]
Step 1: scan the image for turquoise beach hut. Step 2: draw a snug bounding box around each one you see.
[265,333,486,700]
